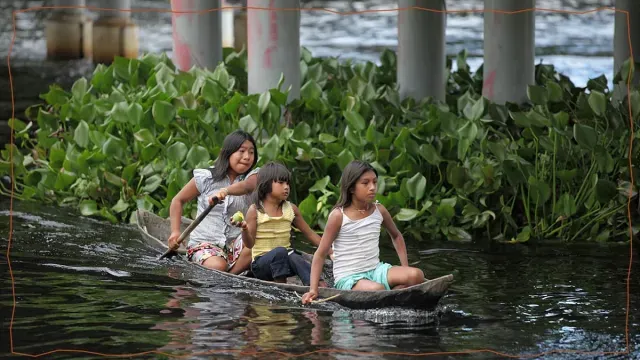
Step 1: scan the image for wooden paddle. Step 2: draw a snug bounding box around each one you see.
[159,196,220,260]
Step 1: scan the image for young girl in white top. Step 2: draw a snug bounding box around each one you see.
[301,160,425,303]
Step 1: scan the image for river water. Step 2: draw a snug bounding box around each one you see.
[1,198,638,359]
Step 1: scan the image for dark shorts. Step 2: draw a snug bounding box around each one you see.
[251,247,312,286]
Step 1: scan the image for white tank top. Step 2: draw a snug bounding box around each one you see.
[332,203,382,283]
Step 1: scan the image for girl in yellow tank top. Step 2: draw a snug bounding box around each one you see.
[230,162,327,286]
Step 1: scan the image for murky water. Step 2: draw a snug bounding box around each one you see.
[1,198,638,359]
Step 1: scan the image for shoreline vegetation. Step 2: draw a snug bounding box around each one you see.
[1,47,639,245]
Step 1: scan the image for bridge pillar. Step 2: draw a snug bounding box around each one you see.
[482,0,535,105]
[44,0,93,60]
[171,0,223,71]
[92,0,139,64]
[614,0,640,86]
[397,0,447,103]
[247,0,301,103]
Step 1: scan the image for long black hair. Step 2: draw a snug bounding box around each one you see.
[252,161,291,213]
[333,160,378,211]
[210,130,258,182]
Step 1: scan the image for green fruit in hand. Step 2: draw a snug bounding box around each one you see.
[232,211,244,223]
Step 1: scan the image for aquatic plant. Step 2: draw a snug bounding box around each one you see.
[2,47,639,244]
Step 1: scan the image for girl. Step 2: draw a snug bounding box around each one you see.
[231,161,325,286]
[301,160,425,304]
[167,129,260,275]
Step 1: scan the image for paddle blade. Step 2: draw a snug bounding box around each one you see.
[159,249,178,260]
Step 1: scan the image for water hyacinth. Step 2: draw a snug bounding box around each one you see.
[1,47,639,244]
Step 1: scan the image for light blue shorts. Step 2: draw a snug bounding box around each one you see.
[334,262,393,290]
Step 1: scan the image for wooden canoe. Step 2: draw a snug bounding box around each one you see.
[135,209,454,310]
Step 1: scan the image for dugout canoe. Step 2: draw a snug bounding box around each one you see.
[135,209,454,310]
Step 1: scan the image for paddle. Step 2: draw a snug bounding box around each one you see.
[159,196,220,260]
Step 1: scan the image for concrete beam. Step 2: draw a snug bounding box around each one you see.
[482,0,535,105]
[171,0,223,71]
[397,0,447,103]
[247,0,301,103]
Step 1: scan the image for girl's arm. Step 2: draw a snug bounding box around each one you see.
[213,172,259,202]
[301,209,342,304]
[291,204,322,247]
[240,205,258,249]
[379,204,409,267]
[168,179,200,248]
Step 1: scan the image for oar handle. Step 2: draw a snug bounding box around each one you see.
[159,196,220,260]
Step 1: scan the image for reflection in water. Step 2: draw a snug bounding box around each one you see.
[0,196,638,358]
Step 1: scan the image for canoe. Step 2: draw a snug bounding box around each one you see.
[135,209,454,310]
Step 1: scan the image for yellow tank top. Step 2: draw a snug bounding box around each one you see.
[252,201,295,260]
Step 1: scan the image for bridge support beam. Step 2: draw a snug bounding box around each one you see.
[247,0,301,103]
[482,0,535,105]
[171,0,223,71]
[92,0,139,64]
[44,0,93,60]
[397,0,447,103]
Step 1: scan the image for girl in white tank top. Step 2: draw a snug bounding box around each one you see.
[301,160,426,304]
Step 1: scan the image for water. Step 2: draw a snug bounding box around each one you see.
[1,198,638,359]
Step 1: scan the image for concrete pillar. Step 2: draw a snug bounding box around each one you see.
[222,0,235,48]
[482,0,535,105]
[171,0,223,71]
[247,0,301,103]
[92,0,139,64]
[234,9,249,51]
[44,0,93,60]
[397,0,447,103]
[614,0,640,85]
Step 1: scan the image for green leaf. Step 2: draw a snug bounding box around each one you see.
[463,98,485,121]
[166,141,189,163]
[436,198,456,220]
[343,111,366,131]
[336,149,355,170]
[528,176,551,205]
[79,199,99,216]
[71,78,88,101]
[261,135,280,161]
[395,208,419,222]
[554,193,577,218]
[309,176,330,192]
[406,173,427,201]
[142,175,163,193]
[300,80,322,100]
[298,193,317,225]
[73,120,90,148]
[258,91,271,114]
[319,133,338,143]
[573,123,598,151]
[111,101,129,123]
[186,145,210,168]
[152,100,176,127]
[527,85,548,105]
[587,90,606,116]
[239,115,258,135]
[546,81,563,102]
[595,179,618,204]
[133,129,156,146]
[128,103,143,126]
[111,198,130,214]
